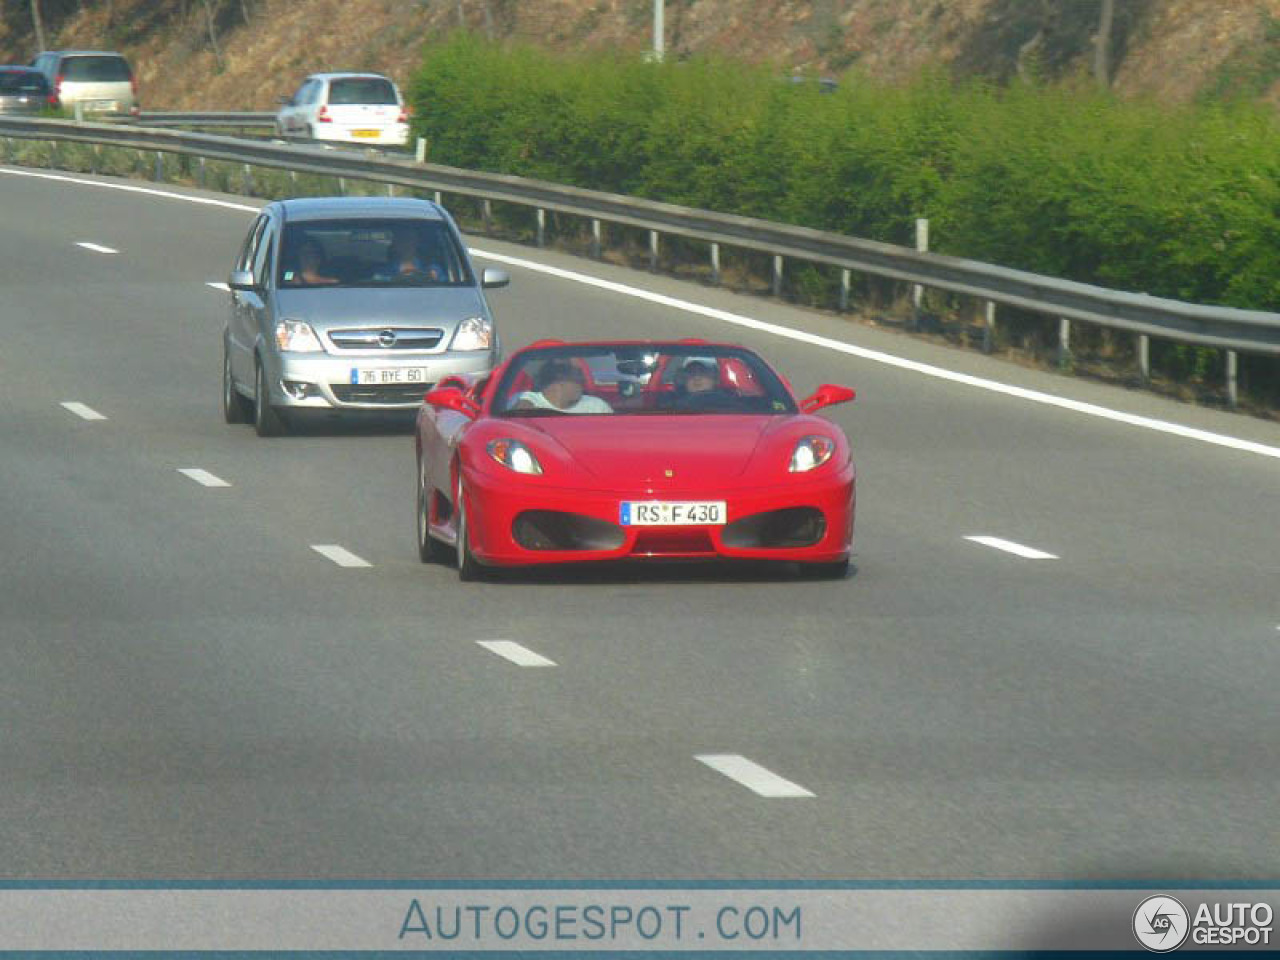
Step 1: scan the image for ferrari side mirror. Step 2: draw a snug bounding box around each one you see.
[800,384,856,413]
[424,386,480,419]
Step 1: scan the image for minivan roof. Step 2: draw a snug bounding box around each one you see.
[276,197,444,223]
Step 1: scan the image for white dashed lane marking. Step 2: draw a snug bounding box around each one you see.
[206,281,230,291]
[177,468,230,488]
[60,402,107,421]
[310,545,372,568]
[476,640,557,667]
[75,242,118,254]
[964,536,1059,560]
[695,754,815,798]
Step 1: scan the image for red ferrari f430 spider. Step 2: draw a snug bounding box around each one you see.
[414,340,856,580]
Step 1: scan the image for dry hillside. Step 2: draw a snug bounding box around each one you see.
[1,0,1279,109]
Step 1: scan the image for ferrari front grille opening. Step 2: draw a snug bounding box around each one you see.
[722,507,826,549]
[513,511,625,552]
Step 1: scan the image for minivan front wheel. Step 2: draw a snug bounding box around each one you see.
[223,341,251,424]
[254,358,287,437]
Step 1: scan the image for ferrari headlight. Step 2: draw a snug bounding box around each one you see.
[451,316,493,351]
[488,438,542,475]
[274,318,323,353]
[789,435,835,473]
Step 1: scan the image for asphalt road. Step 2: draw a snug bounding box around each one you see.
[1,165,1277,881]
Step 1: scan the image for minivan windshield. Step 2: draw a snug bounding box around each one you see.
[278,218,472,288]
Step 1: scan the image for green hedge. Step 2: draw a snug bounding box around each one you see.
[407,34,1280,406]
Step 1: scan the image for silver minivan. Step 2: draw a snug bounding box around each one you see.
[30,50,138,117]
[223,197,509,436]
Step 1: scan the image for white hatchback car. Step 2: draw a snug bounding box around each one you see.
[276,72,410,147]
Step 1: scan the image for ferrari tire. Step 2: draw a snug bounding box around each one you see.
[454,476,483,582]
[798,558,850,580]
[222,341,251,424]
[253,358,287,437]
[416,456,449,564]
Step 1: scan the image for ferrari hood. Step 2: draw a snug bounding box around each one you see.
[522,415,775,487]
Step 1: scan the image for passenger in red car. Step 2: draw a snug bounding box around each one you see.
[514,359,613,414]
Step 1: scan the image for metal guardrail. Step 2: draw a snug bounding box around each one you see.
[136,111,276,129]
[3,115,1278,383]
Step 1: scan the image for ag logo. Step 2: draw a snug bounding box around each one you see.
[1133,895,1190,952]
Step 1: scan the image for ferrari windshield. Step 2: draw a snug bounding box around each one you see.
[492,344,797,417]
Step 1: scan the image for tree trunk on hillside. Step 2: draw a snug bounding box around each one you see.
[30,0,47,52]
[1094,0,1115,87]
[200,0,225,71]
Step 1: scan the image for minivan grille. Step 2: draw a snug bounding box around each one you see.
[328,327,444,351]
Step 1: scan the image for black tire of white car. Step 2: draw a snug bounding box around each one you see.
[254,359,286,437]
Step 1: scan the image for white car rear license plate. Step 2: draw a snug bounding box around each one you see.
[620,501,726,526]
[351,129,380,138]
[351,366,429,385]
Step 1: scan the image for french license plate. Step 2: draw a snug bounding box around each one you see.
[351,366,429,385]
[351,129,380,138]
[620,501,727,526]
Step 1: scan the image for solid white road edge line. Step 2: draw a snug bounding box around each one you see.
[177,468,230,488]
[0,166,259,212]
[964,536,1059,560]
[75,241,118,254]
[310,544,372,568]
[475,640,557,667]
[471,248,1280,464]
[60,401,106,421]
[695,754,815,798]
[6,165,1277,462]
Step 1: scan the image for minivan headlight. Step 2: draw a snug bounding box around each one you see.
[451,316,492,351]
[275,318,323,353]
[789,435,835,473]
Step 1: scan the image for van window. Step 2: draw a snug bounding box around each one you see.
[327,77,397,106]
[62,56,132,82]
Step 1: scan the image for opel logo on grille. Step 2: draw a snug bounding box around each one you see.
[378,329,397,348]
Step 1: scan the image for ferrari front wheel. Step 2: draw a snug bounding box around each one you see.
[416,455,449,564]
[454,476,483,582]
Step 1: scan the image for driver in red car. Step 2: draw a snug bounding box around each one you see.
[514,359,613,414]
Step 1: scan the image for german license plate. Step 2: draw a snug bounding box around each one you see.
[351,366,429,385]
[351,129,380,138]
[620,501,726,526]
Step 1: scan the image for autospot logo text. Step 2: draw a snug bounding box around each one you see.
[1134,895,1275,951]
[1133,896,1189,952]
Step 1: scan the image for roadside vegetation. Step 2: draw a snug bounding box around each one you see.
[407,34,1280,415]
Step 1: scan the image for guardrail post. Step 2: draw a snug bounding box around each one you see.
[1227,350,1238,408]
[386,183,395,197]
[242,163,253,195]
[1058,317,1072,369]
[839,268,851,311]
[74,101,84,124]
[536,208,546,247]
[483,199,493,232]
[415,137,426,163]
[710,243,721,286]
[153,151,163,182]
[91,143,100,175]
[197,156,206,188]
[772,255,784,298]
[648,230,660,272]
[591,219,602,259]
[434,190,442,206]
[337,176,346,196]
[1137,334,1150,383]
[911,217,928,330]
[984,301,996,354]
